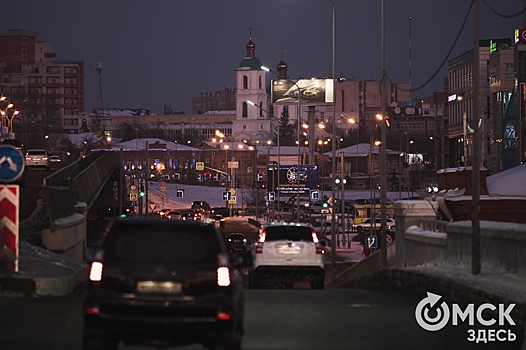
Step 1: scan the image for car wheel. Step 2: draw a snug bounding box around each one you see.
[356,226,364,233]
[299,214,305,220]
[245,208,250,213]
[386,233,393,243]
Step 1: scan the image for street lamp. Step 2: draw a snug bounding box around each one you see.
[261,66,304,222]
[0,96,20,133]
[247,101,282,217]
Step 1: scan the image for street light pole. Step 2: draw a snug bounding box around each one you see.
[380,0,388,268]
[327,0,337,287]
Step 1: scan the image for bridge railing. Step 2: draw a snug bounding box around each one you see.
[43,151,120,221]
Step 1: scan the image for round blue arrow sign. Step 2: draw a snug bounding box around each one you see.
[0,145,25,183]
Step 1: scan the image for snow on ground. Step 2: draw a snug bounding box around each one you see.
[146,182,420,211]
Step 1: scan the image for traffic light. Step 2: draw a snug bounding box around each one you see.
[322,201,329,209]
[139,185,145,197]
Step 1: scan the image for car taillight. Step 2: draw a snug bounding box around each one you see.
[256,242,264,254]
[311,230,319,243]
[85,306,100,315]
[217,311,232,320]
[217,267,230,287]
[25,156,32,161]
[89,262,103,282]
[42,156,48,160]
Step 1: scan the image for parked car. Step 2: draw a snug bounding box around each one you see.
[211,206,238,217]
[352,218,396,242]
[250,222,326,289]
[269,206,307,221]
[25,149,50,170]
[83,218,248,349]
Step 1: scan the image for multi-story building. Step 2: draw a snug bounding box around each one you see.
[447,38,512,169]
[191,87,236,114]
[0,29,84,141]
[488,42,516,173]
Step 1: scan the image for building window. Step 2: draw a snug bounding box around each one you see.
[259,75,262,89]
[242,102,247,118]
[243,76,248,89]
[259,102,263,117]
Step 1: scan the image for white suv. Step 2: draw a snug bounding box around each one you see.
[25,149,50,171]
[250,222,326,289]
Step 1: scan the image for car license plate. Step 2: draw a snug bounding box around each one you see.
[136,281,182,294]
[276,244,302,255]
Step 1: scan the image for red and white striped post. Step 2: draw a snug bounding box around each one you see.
[0,185,19,272]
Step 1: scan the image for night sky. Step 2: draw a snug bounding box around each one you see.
[3,0,522,114]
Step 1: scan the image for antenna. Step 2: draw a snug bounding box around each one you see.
[408,15,412,97]
[94,62,105,131]
[95,62,105,117]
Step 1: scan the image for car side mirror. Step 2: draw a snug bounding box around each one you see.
[320,240,327,248]
[244,239,252,247]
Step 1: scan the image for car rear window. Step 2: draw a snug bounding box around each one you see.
[28,150,47,156]
[265,226,313,242]
[104,222,218,264]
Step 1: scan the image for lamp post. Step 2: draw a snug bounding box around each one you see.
[260,66,304,222]
[247,101,281,218]
[0,96,20,135]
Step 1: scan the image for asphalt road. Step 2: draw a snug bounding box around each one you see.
[1,286,523,350]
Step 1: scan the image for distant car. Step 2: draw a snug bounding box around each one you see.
[227,233,247,253]
[158,208,171,218]
[25,149,50,171]
[208,214,226,228]
[166,211,181,220]
[269,206,307,221]
[83,218,248,349]
[49,155,62,163]
[191,200,210,211]
[211,207,237,217]
[181,211,200,221]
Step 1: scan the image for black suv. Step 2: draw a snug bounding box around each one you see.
[83,218,247,350]
[191,200,211,211]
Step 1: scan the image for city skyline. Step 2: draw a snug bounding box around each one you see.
[3,0,522,114]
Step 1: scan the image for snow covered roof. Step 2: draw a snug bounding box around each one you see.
[487,163,526,197]
[324,143,399,157]
[112,138,197,151]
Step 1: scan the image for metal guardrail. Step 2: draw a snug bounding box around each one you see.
[43,151,120,221]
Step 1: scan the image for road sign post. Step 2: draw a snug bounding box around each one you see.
[0,185,19,272]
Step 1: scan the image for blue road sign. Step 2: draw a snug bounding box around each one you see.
[163,174,170,181]
[176,189,185,198]
[174,172,181,180]
[366,235,378,249]
[140,172,145,178]
[213,173,220,181]
[256,173,264,181]
[197,174,203,182]
[0,145,24,183]
[266,191,275,201]
[310,189,319,200]
[222,191,231,201]
[226,174,232,181]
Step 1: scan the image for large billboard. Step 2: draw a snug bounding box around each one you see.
[267,164,318,195]
[271,79,333,105]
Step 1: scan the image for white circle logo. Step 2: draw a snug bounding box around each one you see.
[415,292,450,331]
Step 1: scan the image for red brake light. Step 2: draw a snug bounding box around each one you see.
[311,230,319,243]
[217,311,232,320]
[85,306,100,315]
[89,262,103,282]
